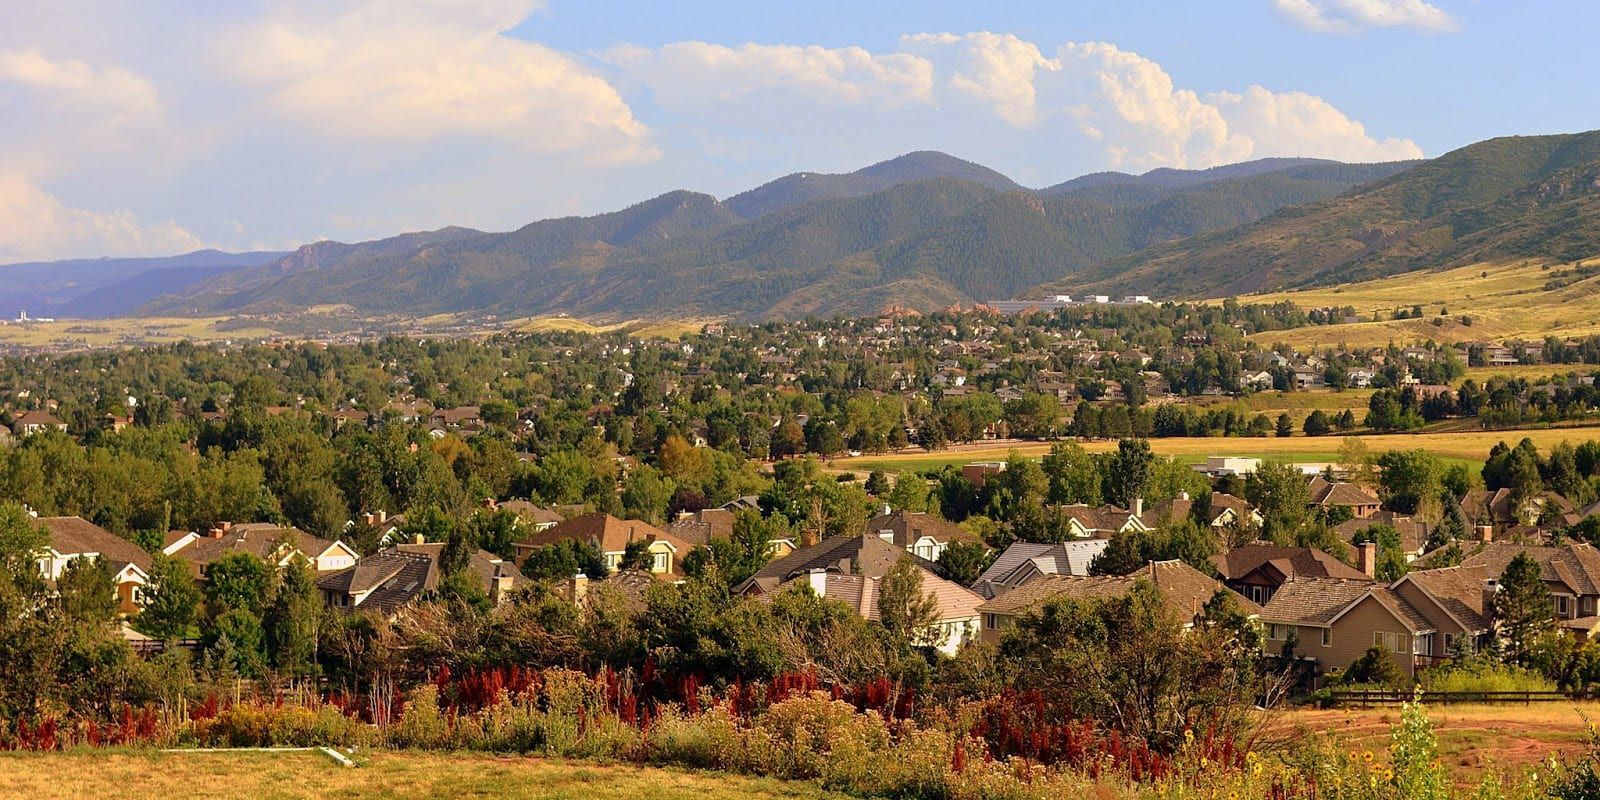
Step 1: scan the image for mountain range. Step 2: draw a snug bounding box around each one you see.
[12,130,1600,321]
[132,152,1417,320]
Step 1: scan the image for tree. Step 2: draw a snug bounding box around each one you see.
[876,559,940,649]
[265,560,320,677]
[56,556,117,624]
[935,541,991,585]
[1275,413,1294,438]
[1105,438,1155,508]
[521,539,608,581]
[139,552,202,641]
[885,471,935,513]
[1374,450,1442,516]
[209,608,267,678]
[620,464,674,525]
[1302,410,1332,437]
[204,551,273,616]
[1495,551,1554,664]
[1342,645,1405,688]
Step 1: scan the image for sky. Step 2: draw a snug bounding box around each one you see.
[2,0,1598,263]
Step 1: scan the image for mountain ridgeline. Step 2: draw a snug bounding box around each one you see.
[142,152,1419,320]
[1037,131,1600,299]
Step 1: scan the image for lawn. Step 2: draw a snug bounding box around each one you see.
[1280,702,1600,777]
[0,749,853,800]
[828,426,1600,475]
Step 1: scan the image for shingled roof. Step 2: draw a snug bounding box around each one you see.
[316,549,438,615]
[978,560,1259,622]
[973,539,1110,598]
[736,534,933,594]
[1459,542,1600,596]
[168,523,335,575]
[864,510,982,549]
[38,516,150,573]
[515,512,691,555]
[1397,565,1491,632]
[1259,578,1434,631]
[1213,544,1370,582]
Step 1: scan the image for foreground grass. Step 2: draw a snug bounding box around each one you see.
[0,749,853,800]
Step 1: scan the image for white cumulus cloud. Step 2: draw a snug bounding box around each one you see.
[0,172,205,262]
[604,41,935,110]
[219,0,656,164]
[1272,0,1458,33]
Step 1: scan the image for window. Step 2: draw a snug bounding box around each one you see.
[984,613,997,630]
[1267,623,1281,640]
[651,552,669,573]
[1556,595,1571,616]
[1374,631,1406,653]
[1321,628,1331,647]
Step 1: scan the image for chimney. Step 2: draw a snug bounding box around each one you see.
[493,572,514,603]
[880,503,892,516]
[413,533,426,545]
[1477,524,1494,543]
[570,573,589,606]
[1132,497,1144,519]
[482,497,497,509]
[1178,491,1189,501]
[1358,542,1377,579]
[807,568,829,598]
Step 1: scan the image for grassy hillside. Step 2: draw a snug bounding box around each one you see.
[1039,131,1600,299]
[724,150,1021,219]
[1238,258,1600,349]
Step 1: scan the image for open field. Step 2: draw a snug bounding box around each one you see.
[0,749,851,800]
[1236,259,1600,349]
[509,316,718,339]
[829,426,1600,474]
[1282,702,1600,776]
[0,316,288,348]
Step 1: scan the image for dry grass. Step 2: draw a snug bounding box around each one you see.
[0,316,286,348]
[0,749,852,800]
[1280,702,1600,776]
[828,426,1600,474]
[1234,259,1600,349]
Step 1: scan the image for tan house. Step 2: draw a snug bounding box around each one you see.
[1458,542,1600,623]
[1260,566,1491,678]
[864,508,985,561]
[164,522,358,580]
[736,533,929,595]
[1458,489,1579,534]
[765,567,984,655]
[1143,492,1262,532]
[1213,544,1371,605]
[511,512,692,579]
[36,515,151,615]
[1308,477,1381,519]
[1336,512,1431,563]
[977,559,1258,644]
[13,410,66,436]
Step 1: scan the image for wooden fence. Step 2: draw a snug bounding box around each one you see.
[1327,689,1600,708]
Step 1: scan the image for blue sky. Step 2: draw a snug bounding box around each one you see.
[1,0,1596,262]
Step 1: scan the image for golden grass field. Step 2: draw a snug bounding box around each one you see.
[0,749,852,800]
[1236,259,1600,350]
[829,426,1600,474]
[0,316,288,348]
[510,316,717,339]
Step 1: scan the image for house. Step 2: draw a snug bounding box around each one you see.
[971,539,1111,599]
[736,533,932,595]
[315,549,436,616]
[1049,500,1151,539]
[1193,457,1261,478]
[1143,492,1262,532]
[977,560,1259,643]
[164,522,358,579]
[511,512,691,579]
[1335,512,1431,562]
[1458,488,1578,533]
[36,516,151,615]
[488,499,563,532]
[1458,542,1600,622]
[1244,371,1275,391]
[1308,477,1382,519]
[864,508,984,561]
[430,406,483,429]
[961,462,1007,489]
[767,567,984,655]
[1292,370,1326,390]
[1212,543,1371,605]
[1260,566,1491,678]
[13,410,66,436]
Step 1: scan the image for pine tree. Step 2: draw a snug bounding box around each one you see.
[1494,552,1554,664]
